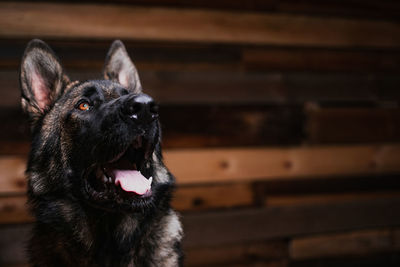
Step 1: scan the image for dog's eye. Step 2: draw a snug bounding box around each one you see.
[78,101,91,111]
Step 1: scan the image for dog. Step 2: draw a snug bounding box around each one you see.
[19,39,183,266]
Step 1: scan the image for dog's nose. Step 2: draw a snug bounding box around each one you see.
[122,94,158,124]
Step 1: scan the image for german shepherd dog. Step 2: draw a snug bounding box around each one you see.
[19,39,183,266]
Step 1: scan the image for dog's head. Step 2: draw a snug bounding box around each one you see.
[20,39,173,212]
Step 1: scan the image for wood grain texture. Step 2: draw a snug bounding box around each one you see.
[43,0,400,22]
[0,182,253,223]
[2,40,400,73]
[0,39,242,71]
[0,142,30,156]
[0,156,27,194]
[2,40,400,74]
[243,47,400,72]
[0,225,31,266]
[0,1,399,266]
[290,255,400,267]
[165,144,400,184]
[306,107,400,143]
[3,189,400,224]
[0,2,400,47]
[3,106,400,149]
[67,0,400,20]
[185,241,288,266]
[0,105,304,147]
[183,196,400,247]
[290,229,400,260]
[254,175,400,197]
[2,197,400,253]
[1,144,400,192]
[0,195,31,224]
[173,183,254,211]
[265,191,400,207]
[2,69,400,108]
[160,105,304,147]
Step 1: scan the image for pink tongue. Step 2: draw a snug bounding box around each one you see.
[114,170,152,195]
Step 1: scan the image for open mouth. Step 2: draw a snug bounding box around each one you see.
[84,136,154,204]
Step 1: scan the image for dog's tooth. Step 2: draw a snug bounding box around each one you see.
[102,174,108,183]
[108,177,112,183]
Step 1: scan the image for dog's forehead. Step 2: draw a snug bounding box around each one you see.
[68,80,126,99]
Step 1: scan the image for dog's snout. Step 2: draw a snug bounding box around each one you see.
[121,94,158,124]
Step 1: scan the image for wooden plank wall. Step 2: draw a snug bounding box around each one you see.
[0,1,400,266]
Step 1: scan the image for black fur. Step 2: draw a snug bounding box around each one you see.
[20,39,183,266]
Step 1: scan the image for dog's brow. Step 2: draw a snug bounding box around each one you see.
[82,86,99,97]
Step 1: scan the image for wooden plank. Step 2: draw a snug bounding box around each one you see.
[2,40,400,74]
[0,223,287,267]
[89,0,400,20]
[0,142,30,156]
[291,255,400,267]
[253,175,400,199]
[243,47,400,73]
[254,176,400,205]
[273,1,400,20]
[290,229,400,260]
[79,0,400,20]
[0,72,20,108]
[4,105,400,150]
[165,144,400,185]
[0,182,253,224]
[189,260,288,267]
[2,197,400,263]
[0,109,29,142]
[0,39,242,72]
[41,0,400,22]
[3,189,400,224]
[173,183,254,211]
[1,3,400,48]
[0,196,32,224]
[265,192,400,207]
[223,261,287,267]
[0,105,304,149]
[3,183,400,223]
[2,70,400,108]
[183,196,400,247]
[184,241,288,266]
[1,144,400,192]
[160,105,304,148]
[0,225,31,266]
[2,198,400,262]
[0,157,27,194]
[306,107,400,144]
[393,229,400,251]
[2,40,400,73]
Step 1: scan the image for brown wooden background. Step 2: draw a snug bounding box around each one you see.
[1,1,400,266]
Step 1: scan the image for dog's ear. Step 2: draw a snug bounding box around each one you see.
[103,40,142,94]
[20,39,70,119]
